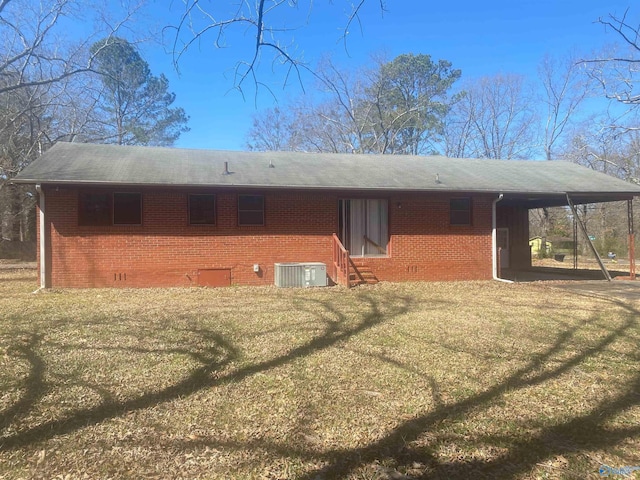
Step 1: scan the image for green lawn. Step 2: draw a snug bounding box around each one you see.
[1,270,639,479]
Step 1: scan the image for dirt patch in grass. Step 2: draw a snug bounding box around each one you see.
[1,272,639,479]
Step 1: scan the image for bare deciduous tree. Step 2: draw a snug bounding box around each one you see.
[0,0,143,96]
[0,80,47,243]
[168,0,387,96]
[564,121,640,184]
[585,9,640,105]
[443,74,538,159]
[246,54,461,154]
[0,0,144,253]
[557,122,640,257]
[246,105,297,151]
[538,52,592,161]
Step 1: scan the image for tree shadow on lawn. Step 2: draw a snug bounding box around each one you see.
[0,290,415,451]
[291,295,640,479]
[3,289,638,478]
[164,295,640,479]
[0,333,46,432]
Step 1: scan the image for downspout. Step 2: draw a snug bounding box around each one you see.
[34,184,46,292]
[492,193,513,283]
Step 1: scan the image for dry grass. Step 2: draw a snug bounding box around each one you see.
[1,270,639,479]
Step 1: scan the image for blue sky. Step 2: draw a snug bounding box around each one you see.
[133,0,635,151]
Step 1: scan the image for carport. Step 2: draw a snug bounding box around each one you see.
[495,189,639,283]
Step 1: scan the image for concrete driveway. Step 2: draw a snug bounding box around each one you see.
[503,266,640,303]
[544,279,640,303]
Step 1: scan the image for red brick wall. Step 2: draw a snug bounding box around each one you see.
[373,194,494,282]
[40,187,494,287]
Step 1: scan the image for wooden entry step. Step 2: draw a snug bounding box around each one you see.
[349,263,379,286]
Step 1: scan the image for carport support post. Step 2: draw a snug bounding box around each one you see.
[566,194,612,282]
[628,199,636,280]
[572,214,578,270]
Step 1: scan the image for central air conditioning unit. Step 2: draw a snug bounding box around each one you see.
[274,262,327,288]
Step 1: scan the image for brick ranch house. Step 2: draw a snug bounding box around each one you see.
[13,142,640,288]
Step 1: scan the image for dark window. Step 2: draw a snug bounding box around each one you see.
[238,195,264,226]
[189,194,216,225]
[450,197,471,225]
[78,192,142,226]
[113,193,142,225]
[79,192,111,226]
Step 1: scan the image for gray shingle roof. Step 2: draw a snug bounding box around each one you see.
[13,142,640,205]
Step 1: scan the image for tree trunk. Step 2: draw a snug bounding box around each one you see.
[9,184,21,242]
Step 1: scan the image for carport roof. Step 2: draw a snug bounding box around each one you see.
[13,142,640,207]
